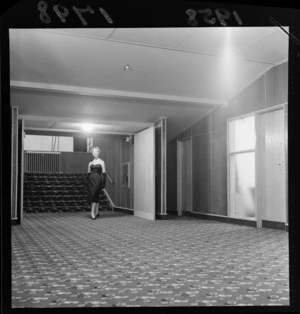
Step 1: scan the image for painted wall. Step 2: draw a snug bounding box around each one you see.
[167,62,288,220]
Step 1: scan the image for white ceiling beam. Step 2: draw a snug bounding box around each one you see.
[11,80,227,106]
[19,114,153,128]
[25,127,135,136]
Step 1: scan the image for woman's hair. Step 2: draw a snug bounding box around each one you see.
[91,146,101,154]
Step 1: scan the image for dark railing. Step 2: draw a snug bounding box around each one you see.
[24,151,61,172]
[106,171,114,184]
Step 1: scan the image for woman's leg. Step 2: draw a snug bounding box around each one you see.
[91,202,96,218]
[95,203,100,217]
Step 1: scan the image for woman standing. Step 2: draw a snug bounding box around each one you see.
[87,147,106,219]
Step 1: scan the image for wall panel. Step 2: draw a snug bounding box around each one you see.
[266,62,288,107]
[60,152,91,173]
[234,75,266,116]
[167,62,288,220]
[211,130,228,216]
[191,113,212,136]
[167,140,177,211]
[192,134,212,213]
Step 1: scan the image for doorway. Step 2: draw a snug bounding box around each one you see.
[177,138,192,216]
[228,105,287,227]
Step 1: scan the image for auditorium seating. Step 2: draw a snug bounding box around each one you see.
[23,172,112,213]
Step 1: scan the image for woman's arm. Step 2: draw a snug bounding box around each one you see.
[88,162,91,173]
[101,160,106,173]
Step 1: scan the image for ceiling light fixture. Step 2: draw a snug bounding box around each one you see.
[123,64,133,71]
[81,123,94,132]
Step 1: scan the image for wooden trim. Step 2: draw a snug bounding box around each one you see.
[227,103,287,122]
[166,209,179,216]
[262,220,286,230]
[184,212,257,227]
[114,207,134,215]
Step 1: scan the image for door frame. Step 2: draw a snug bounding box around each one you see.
[177,137,193,216]
[227,103,287,227]
[154,117,167,216]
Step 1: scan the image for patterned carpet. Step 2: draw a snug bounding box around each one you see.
[12,211,289,308]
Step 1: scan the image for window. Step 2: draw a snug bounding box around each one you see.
[228,115,256,219]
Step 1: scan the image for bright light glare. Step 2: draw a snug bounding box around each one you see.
[81,123,94,132]
[217,28,239,99]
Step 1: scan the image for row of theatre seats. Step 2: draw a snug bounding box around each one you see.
[23,172,112,213]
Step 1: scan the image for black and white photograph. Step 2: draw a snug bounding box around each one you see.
[1,0,299,311]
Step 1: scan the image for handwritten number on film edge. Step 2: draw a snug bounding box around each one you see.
[186,8,243,26]
[38,1,51,24]
[197,9,216,25]
[37,1,113,25]
[73,6,95,26]
[53,5,69,23]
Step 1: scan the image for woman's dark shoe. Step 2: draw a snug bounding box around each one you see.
[96,213,100,218]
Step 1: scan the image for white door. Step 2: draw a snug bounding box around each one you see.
[134,126,155,220]
[256,108,287,227]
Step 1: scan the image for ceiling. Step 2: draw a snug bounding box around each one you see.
[9,27,289,140]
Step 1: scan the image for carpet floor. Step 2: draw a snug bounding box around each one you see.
[12,211,289,308]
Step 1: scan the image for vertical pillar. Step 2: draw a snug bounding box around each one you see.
[11,106,18,223]
[161,117,167,215]
[155,117,168,219]
[18,118,24,224]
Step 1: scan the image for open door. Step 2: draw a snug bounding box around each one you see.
[11,106,24,225]
[134,126,155,220]
[256,107,287,228]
